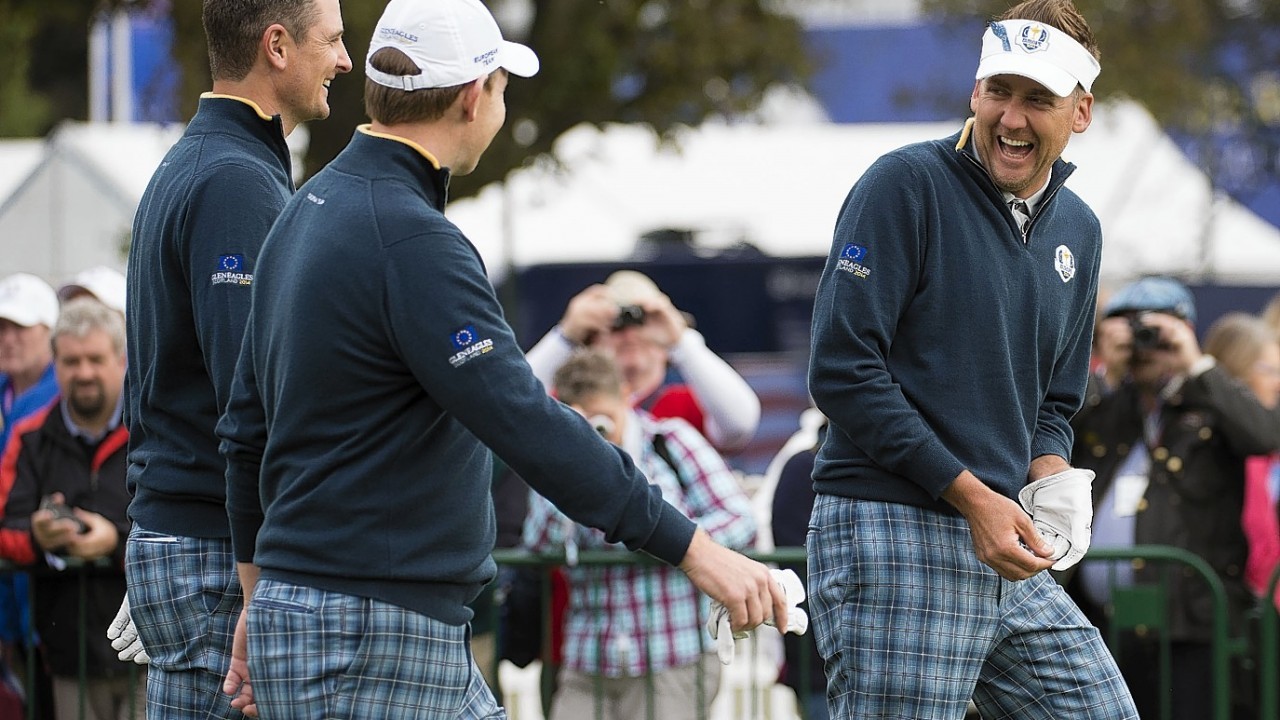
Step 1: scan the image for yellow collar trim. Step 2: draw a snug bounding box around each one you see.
[357,125,442,170]
[201,93,274,122]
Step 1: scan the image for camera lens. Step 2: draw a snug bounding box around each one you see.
[1129,315,1162,352]
[612,305,646,330]
[589,414,615,438]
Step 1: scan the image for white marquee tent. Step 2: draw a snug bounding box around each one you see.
[445,100,1280,287]
[0,121,309,285]
[0,122,184,282]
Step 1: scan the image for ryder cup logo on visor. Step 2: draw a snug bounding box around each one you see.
[1054,245,1077,283]
[449,324,495,368]
[1018,24,1050,53]
[836,243,871,280]
[976,19,1100,97]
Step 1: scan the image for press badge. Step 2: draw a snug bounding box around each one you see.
[1112,474,1149,517]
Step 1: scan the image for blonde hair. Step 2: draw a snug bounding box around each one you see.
[52,298,126,356]
[1203,312,1277,382]
[553,350,624,406]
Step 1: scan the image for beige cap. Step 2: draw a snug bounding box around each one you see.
[604,270,662,305]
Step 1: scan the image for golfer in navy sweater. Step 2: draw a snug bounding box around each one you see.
[216,1,786,717]
[806,1,1137,718]
[119,1,351,718]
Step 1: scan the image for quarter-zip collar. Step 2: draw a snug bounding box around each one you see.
[952,117,1076,243]
[352,124,452,210]
[192,93,294,190]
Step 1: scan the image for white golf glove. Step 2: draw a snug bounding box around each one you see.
[1018,467,1096,571]
[706,568,809,665]
[106,595,151,665]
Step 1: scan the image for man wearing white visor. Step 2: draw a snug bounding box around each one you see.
[216,0,790,717]
[806,0,1138,717]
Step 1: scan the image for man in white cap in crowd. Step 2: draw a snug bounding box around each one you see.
[0,273,60,447]
[0,271,60,712]
[58,266,127,316]
[216,0,788,717]
[805,0,1137,717]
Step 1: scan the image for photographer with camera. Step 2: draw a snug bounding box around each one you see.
[1065,276,1280,720]
[523,350,758,720]
[525,271,760,453]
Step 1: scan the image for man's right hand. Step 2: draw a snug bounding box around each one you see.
[679,528,788,634]
[943,470,1054,581]
[223,606,257,717]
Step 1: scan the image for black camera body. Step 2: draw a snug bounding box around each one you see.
[613,304,646,329]
[1129,313,1165,352]
[40,496,88,534]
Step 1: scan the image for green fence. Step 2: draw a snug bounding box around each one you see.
[6,545,1279,720]
[494,545,1276,720]
[0,558,143,720]
[1256,564,1280,720]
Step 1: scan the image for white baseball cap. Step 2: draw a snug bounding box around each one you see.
[58,265,127,315]
[366,0,540,91]
[976,19,1100,97]
[0,273,59,328]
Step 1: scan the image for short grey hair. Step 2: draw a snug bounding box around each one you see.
[52,298,125,356]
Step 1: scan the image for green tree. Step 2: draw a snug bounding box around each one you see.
[167,0,811,197]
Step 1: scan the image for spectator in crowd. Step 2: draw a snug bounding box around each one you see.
[805,1,1137,717]
[118,0,351,718]
[216,0,786,716]
[0,299,141,720]
[1201,313,1280,610]
[1068,278,1280,720]
[503,269,762,698]
[525,270,760,452]
[523,350,757,720]
[57,266,127,316]
[0,273,60,449]
[0,271,60,716]
[1261,290,1280,338]
[766,409,827,720]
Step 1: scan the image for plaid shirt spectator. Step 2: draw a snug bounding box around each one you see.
[523,410,756,677]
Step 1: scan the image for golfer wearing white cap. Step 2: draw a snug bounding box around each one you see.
[806,0,1137,717]
[217,0,788,717]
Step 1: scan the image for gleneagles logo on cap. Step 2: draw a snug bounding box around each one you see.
[976,18,1100,97]
[366,0,540,91]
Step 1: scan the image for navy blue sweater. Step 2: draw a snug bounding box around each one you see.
[126,95,292,538]
[808,124,1100,511]
[218,128,695,625]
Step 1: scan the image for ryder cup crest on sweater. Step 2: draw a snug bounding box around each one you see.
[1055,245,1077,283]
